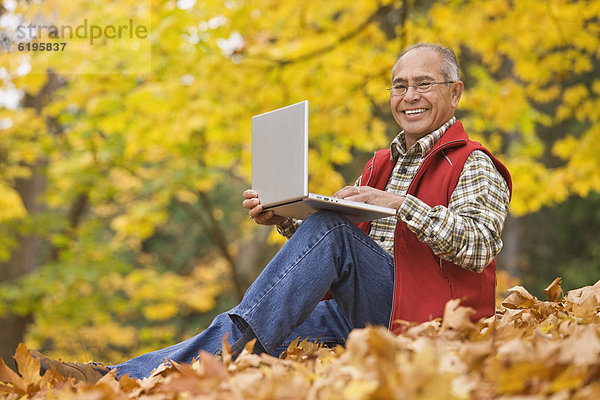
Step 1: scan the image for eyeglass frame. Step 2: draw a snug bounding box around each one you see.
[387,81,456,96]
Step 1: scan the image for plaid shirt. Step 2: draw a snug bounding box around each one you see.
[277,117,510,273]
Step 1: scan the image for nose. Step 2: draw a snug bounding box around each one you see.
[403,85,420,102]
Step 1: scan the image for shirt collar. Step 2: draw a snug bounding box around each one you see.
[390,117,457,161]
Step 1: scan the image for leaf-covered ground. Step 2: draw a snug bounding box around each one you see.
[1,278,600,399]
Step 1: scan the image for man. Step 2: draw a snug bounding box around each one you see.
[31,43,511,383]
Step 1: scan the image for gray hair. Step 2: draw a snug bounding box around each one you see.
[392,43,460,82]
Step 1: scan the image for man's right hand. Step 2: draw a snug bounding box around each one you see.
[242,190,287,226]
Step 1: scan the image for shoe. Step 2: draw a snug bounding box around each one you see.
[29,350,109,384]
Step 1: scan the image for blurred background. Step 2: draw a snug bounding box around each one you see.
[0,0,599,365]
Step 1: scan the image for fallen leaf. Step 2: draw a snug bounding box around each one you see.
[441,299,477,336]
[544,277,563,302]
[502,286,539,309]
[0,357,23,394]
[14,343,42,392]
[4,278,600,399]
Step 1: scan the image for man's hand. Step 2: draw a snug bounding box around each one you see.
[334,186,405,210]
[242,190,287,225]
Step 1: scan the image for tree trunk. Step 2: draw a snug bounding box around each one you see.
[0,162,46,365]
[0,70,65,365]
[498,213,521,278]
[235,226,281,290]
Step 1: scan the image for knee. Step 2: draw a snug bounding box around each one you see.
[293,211,354,239]
[303,210,350,228]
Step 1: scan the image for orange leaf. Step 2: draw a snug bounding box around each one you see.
[543,277,563,302]
[0,357,25,394]
[441,299,476,334]
[221,332,232,365]
[502,286,539,309]
[14,343,42,392]
[198,351,228,380]
[118,372,141,393]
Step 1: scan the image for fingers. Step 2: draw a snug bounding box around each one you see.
[247,202,264,219]
[242,197,260,210]
[242,189,260,210]
[335,186,392,207]
[249,204,286,225]
[343,187,405,209]
[243,189,258,199]
[254,209,274,224]
[242,188,285,225]
[244,198,269,223]
[334,185,362,199]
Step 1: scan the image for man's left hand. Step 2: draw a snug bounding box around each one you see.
[334,186,405,210]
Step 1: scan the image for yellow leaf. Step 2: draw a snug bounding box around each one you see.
[0,184,27,221]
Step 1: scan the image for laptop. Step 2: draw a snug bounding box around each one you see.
[252,100,396,223]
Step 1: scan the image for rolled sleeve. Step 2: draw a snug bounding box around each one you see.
[276,218,299,239]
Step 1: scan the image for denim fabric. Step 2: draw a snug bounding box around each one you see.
[110,211,394,379]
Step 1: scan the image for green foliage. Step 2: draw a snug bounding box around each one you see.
[519,193,600,298]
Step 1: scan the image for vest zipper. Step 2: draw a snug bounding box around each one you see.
[438,256,454,298]
[362,151,377,186]
[389,138,464,329]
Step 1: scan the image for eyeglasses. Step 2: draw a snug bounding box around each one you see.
[387,81,456,96]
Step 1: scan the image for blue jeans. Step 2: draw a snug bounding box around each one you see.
[110,211,395,379]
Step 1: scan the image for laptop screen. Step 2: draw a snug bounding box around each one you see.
[252,101,309,207]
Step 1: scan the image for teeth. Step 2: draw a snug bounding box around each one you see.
[404,108,427,115]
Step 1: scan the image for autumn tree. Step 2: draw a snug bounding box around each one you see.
[0,0,410,364]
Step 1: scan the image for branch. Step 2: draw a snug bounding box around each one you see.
[50,193,89,262]
[182,195,246,301]
[253,4,395,67]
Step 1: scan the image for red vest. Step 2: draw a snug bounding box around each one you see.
[357,121,512,333]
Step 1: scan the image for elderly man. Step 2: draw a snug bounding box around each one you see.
[33,42,511,382]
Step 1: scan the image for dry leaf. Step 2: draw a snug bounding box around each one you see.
[3,278,600,399]
[502,286,539,309]
[14,343,42,392]
[441,298,477,335]
[280,336,323,361]
[0,357,23,394]
[544,277,563,302]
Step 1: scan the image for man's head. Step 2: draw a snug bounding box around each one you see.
[390,43,463,140]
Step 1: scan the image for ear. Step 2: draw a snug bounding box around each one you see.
[451,81,464,108]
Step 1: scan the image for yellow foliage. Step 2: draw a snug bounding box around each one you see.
[504,157,551,216]
[552,134,578,160]
[109,202,168,246]
[557,84,589,122]
[0,184,27,222]
[142,302,179,321]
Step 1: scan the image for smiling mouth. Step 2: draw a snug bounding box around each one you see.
[403,108,427,115]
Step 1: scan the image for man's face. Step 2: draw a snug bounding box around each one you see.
[390,48,463,138]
